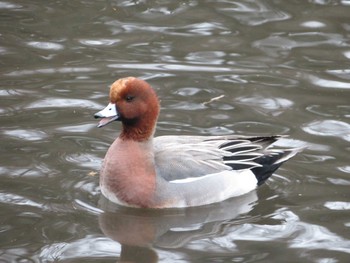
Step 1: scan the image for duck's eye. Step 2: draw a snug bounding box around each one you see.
[125,95,134,102]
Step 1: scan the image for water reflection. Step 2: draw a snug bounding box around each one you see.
[214,0,291,26]
[5,67,97,77]
[27,41,65,51]
[303,120,350,142]
[1,0,350,262]
[236,96,293,116]
[98,191,258,261]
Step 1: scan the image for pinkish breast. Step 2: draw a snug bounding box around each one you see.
[100,138,158,207]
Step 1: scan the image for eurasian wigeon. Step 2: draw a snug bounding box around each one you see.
[94,77,302,208]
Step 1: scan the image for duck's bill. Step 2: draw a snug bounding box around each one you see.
[95,115,120,128]
[94,103,120,128]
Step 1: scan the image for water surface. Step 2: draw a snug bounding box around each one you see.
[1,0,350,262]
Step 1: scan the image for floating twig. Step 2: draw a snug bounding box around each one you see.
[202,94,225,106]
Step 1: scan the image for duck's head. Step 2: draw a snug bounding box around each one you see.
[94,77,160,141]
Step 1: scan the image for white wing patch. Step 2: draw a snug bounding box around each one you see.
[169,173,218,184]
[168,170,259,207]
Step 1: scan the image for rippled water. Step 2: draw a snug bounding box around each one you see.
[1,0,350,262]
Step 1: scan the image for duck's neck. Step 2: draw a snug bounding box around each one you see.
[119,118,157,142]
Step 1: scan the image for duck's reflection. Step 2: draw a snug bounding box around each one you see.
[98,191,258,262]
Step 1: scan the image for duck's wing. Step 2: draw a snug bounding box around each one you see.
[153,135,282,182]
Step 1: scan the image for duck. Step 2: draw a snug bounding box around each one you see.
[94,77,302,209]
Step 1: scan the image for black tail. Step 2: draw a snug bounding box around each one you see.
[252,149,301,185]
[218,135,303,185]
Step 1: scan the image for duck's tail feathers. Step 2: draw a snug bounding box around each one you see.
[252,147,304,186]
